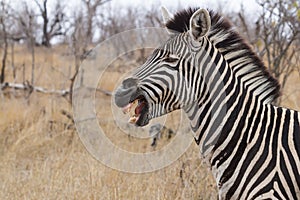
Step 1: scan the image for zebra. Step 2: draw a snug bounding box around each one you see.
[114,7,300,199]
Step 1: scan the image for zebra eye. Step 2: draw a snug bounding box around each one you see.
[162,54,180,63]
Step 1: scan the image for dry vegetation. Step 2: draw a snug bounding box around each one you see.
[0,45,219,200]
[1,43,299,199]
[0,1,299,199]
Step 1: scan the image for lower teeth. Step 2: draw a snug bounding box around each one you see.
[129,116,137,124]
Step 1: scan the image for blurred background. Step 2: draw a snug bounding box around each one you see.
[0,0,299,199]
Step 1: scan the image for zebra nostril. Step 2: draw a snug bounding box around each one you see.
[122,78,138,88]
[114,77,139,108]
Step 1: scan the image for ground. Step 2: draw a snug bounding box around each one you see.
[0,45,299,199]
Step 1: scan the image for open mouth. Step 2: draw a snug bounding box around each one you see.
[122,95,149,126]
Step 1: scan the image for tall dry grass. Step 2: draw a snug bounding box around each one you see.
[0,45,217,200]
[0,44,299,200]
[0,90,216,200]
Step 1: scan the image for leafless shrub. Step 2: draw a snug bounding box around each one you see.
[33,0,66,47]
[228,0,300,104]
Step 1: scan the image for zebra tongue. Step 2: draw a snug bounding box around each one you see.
[135,101,145,115]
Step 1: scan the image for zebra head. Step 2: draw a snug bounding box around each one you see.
[114,7,212,126]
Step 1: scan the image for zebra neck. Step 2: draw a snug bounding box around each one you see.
[184,40,235,162]
[185,82,261,165]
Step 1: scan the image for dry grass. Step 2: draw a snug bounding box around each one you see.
[0,44,299,200]
[0,93,216,200]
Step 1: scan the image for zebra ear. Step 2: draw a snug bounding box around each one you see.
[189,8,211,41]
[161,6,176,35]
[161,6,172,24]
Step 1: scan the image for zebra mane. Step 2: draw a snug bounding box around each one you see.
[165,8,281,103]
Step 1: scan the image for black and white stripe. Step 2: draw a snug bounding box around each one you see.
[128,7,300,199]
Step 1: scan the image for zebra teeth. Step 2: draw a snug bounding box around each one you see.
[128,115,139,124]
[122,99,139,114]
[122,103,132,114]
[128,99,141,124]
[121,96,147,125]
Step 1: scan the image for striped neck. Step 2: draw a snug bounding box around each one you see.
[184,37,263,165]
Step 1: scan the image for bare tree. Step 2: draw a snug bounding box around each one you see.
[68,0,111,71]
[70,11,87,72]
[67,0,110,102]
[33,0,65,47]
[82,0,111,43]
[0,1,9,84]
[256,0,300,103]
[0,1,19,84]
[231,0,300,104]
[17,2,40,85]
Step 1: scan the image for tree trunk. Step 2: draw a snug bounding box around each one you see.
[42,0,51,47]
[0,19,8,84]
[30,38,35,85]
[11,42,16,82]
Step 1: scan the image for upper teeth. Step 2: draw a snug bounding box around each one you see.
[122,103,132,114]
[122,99,139,124]
[122,99,138,114]
[129,99,139,116]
